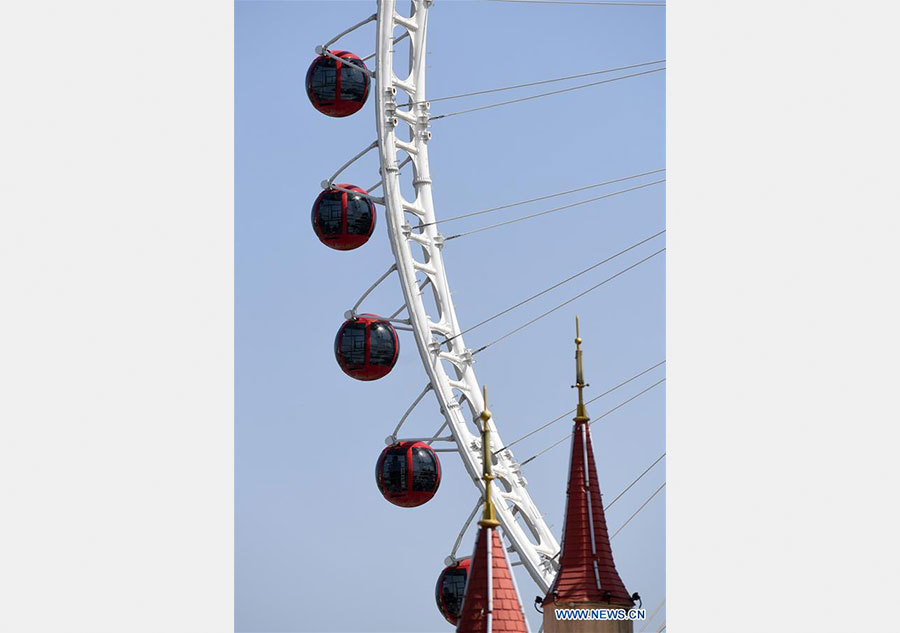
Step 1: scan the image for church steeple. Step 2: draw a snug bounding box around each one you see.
[542,318,635,632]
[456,387,530,633]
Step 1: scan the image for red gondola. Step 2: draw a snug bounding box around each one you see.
[311,184,376,251]
[334,314,398,381]
[435,558,471,625]
[305,51,370,117]
[376,441,441,507]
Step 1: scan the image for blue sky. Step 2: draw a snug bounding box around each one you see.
[236,1,665,631]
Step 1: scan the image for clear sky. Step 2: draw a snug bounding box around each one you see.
[236,1,665,631]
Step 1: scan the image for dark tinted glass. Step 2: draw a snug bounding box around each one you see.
[368,322,395,366]
[315,192,343,235]
[339,322,367,366]
[339,60,368,101]
[440,568,468,618]
[381,449,407,493]
[309,57,337,101]
[411,446,438,492]
[345,195,373,235]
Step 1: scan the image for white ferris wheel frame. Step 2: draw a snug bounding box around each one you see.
[368,0,561,592]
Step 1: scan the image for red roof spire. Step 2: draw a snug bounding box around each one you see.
[457,388,531,633]
[456,527,530,633]
[543,318,634,608]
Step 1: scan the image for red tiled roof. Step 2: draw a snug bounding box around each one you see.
[457,527,530,633]
[543,420,634,607]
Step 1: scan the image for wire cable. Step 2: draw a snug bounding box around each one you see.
[445,179,665,241]
[605,452,665,511]
[473,248,665,354]
[494,360,665,455]
[520,378,665,465]
[420,168,665,229]
[451,230,664,343]
[431,67,665,120]
[639,600,666,633]
[610,482,665,539]
[422,60,665,104]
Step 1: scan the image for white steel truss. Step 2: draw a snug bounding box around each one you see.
[373,0,560,592]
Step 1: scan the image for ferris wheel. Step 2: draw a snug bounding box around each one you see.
[304,0,665,628]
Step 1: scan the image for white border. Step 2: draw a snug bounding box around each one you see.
[0,1,233,630]
[670,2,900,631]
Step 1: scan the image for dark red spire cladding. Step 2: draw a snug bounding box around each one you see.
[457,527,530,633]
[543,419,634,607]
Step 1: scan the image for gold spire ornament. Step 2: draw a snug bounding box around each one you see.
[574,316,590,424]
[478,385,501,528]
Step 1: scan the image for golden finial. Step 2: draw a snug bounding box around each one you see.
[574,316,589,424]
[478,385,500,528]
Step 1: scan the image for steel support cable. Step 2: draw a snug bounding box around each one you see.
[605,452,665,511]
[520,378,666,465]
[445,179,665,241]
[431,67,665,120]
[489,0,665,5]
[419,60,665,105]
[639,600,666,633]
[449,230,665,345]
[610,482,665,539]
[419,169,665,229]
[473,248,665,355]
[493,360,665,456]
